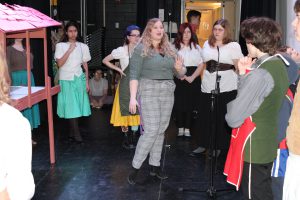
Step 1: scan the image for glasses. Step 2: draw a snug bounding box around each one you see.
[213,28,224,32]
[129,34,140,37]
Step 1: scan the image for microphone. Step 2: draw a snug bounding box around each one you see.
[216,46,220,65]
[216,46,220,71]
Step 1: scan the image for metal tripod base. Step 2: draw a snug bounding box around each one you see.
[178,186,234,199]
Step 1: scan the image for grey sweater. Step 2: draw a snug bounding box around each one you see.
[129,43,177,80]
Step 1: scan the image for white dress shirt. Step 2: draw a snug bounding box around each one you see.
[111,45,130,71]
[55,42,91,81]
[201,41,244,93]
[177,43,203,67]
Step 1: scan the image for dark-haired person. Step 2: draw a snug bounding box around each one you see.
[283,1,300,199]
[55,21,91,144]
[173,23,203,137]
[103,25,141,149]
[187,10,201,44]
[225,17,289,200]
[193,19,243,156]
[0,49,35,200]
[6,39,40,145]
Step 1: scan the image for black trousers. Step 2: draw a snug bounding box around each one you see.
[175,111,192,129]
[241,162,273,200]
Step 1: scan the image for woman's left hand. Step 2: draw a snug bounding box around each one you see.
[86,82,90,93]
[184,76,194,83]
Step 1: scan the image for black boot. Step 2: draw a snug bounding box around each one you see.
[128,132,136,149]
[122,132,130,149]
[149,165,168,180]
[127,167,139,185]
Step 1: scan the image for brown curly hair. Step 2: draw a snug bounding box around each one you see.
[240,17,282,55]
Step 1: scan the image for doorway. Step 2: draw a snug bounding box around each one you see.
[182,0,241,47]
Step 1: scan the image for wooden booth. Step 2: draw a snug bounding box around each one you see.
[0,3,61,164]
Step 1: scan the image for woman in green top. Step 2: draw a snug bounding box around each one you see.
[127,18,186,184]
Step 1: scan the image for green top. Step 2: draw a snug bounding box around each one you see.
[129,43,176,80]
[244,58,289,164]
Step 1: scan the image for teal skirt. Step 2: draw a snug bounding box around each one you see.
[57,73,91,119]
[11,70,41,129]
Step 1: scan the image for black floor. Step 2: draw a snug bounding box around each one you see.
[31,107,243,200]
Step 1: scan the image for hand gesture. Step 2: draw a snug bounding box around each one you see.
[175,56,184,72]
[68,42,77,53]
[238,56,256,75]
[117,68,126,76]
[129,98,139,114]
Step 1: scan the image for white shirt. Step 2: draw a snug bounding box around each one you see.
[0,103,35,200]
[201,41,244,93]
[177,43,203,67]
[55,42,91,80]
[111,46,130,71]
[89,78,108,96]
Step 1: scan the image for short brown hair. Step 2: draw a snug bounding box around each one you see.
[208,19,232,47]
[295,0,300,13]
[240,17,282,55]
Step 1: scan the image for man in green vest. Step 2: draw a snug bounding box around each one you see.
[225,17,289,200]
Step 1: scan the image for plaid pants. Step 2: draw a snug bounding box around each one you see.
[132,79,175,169]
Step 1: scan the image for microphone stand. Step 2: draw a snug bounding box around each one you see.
[178,46,234,199]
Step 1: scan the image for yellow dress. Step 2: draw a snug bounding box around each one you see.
[110,84,140,126]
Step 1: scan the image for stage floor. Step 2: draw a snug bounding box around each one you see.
[31,106,243,200]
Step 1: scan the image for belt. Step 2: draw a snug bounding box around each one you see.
[206,60,234,73]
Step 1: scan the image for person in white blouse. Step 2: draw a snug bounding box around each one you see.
[102,25,141,149]
[0,50,35,200]
[193,19,244,156]
[173,23,203,138]
[55,21,91,144]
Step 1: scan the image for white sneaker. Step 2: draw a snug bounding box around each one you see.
[184,129,191,137]
[178,128,184,136]
[192,146,206,153]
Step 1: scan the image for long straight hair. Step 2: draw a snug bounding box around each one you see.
[61,20,83,43]
[208,19,232,47]
[174,23,198,50]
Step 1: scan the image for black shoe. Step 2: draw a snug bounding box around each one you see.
[122,133,131,149]
[128,132,136,149]
[127,167,139,185]
[149,166,168,180]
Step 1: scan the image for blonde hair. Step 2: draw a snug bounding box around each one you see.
[141,18,176,57]
[0,48,11,105]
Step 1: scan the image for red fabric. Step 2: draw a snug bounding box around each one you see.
[224,117,256,190]
[286,88,294,102]
[279,138,287,149]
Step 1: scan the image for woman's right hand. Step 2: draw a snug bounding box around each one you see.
[68,42,76,53]
[238,56,256,75]
[117,68,126,76]
[129,98,139,114]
